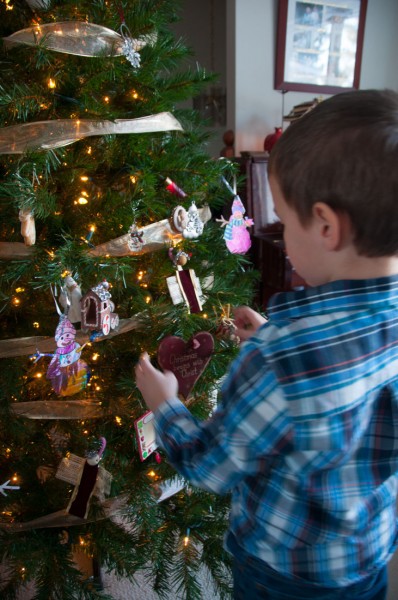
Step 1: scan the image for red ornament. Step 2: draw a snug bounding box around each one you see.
[264,127,282,153]
[165,177,187,198]
[157,332,214,399]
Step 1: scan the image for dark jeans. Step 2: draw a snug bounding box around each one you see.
[229,536,387,600]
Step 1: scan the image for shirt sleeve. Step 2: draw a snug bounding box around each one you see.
[154,338,293,495]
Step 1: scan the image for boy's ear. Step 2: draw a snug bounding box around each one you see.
[312,202,350,251]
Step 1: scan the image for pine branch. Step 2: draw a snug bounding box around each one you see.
[0,83,47,123]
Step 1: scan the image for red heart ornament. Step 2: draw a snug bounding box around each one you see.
[157,332,214,399]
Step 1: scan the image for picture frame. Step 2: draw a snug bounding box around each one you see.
[275,0,368,94]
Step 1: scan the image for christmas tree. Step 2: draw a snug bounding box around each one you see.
[0,0,257,598]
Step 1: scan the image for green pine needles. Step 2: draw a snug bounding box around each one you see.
[0,1,258,598]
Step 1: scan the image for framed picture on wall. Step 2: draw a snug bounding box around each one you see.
[275,0,368,94]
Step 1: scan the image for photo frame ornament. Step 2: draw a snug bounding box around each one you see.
[171,205,189,234]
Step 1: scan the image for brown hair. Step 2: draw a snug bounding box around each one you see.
[268,89,398,257]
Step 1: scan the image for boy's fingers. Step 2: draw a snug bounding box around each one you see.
[135,352,149,374]
[164,370,177,383]
[137,352,160,376]
[139,352,151,368]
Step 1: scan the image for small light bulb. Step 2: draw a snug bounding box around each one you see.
[184,528,190,546]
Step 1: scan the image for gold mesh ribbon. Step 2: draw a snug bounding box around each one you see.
[4,21,156,58]
[0,315,141,359]
[11,400,105,420]
[0,112,182,154]
[0,494,128,531]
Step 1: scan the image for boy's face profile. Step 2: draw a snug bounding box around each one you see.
[269,174,332,288]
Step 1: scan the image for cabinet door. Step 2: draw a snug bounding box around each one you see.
[240,152,280,235]
[239,151,306,308]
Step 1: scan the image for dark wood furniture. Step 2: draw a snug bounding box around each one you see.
[237,151,306,308]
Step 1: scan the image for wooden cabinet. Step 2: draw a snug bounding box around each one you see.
[237,151,306,308]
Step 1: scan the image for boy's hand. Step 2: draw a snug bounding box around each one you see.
[135,352,178,412]
[233,306,268,342]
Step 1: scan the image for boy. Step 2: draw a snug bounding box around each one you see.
[135,89,398,599]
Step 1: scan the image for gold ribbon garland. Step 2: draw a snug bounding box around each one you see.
[0,112,183,154]
[0,206,211,259]
[4,21,156,59]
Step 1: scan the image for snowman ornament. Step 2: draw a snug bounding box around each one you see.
[45,316,88,396]
[222,196,253,254]
[182,201,204,239]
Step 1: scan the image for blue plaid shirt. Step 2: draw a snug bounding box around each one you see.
[154,276,398,587]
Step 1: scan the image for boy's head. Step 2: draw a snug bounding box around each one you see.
[268,89,398,258]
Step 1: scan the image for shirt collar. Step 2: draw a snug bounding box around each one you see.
[267,275,398,324]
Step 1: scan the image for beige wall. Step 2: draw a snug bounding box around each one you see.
[176,0,398,156]
[230,0,398,154]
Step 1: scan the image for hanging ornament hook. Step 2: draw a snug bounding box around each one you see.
[119,22,142,69]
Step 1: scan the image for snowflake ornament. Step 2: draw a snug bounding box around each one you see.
[120,22,142,69]
[0,479,20,497]
[122,37,141,68]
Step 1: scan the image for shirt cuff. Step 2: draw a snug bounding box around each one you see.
[153,397,191,450]
[154,396,190,424]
